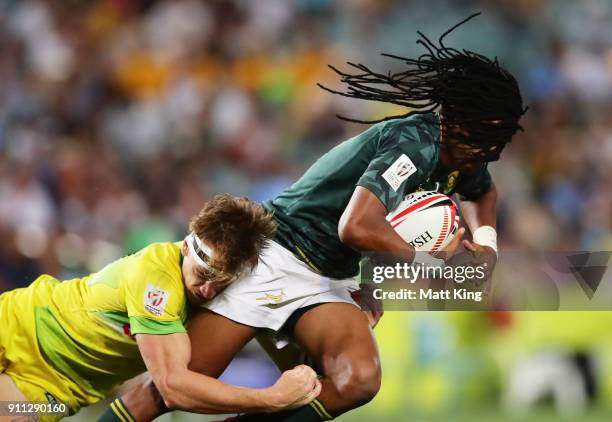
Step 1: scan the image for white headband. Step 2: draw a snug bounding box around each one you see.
[185,232,247,283]
[186,232,213,269]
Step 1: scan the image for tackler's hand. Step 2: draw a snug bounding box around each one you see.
[266,365,322,411]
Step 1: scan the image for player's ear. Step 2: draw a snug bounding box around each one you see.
[247,255,258,270]
[181,240,189,257]
[199,282,217,299]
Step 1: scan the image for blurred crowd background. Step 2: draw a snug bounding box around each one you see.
[0,0,611,420]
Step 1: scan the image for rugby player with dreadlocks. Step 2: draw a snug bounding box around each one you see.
[103,13,527,422]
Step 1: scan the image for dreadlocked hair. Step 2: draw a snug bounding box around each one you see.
[318,12,528,162]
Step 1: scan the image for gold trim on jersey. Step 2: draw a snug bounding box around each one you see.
[295,246,322,274]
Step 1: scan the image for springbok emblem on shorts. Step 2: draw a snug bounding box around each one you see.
[256,289,286,304]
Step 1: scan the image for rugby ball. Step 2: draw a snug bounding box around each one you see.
[386,191,459,255]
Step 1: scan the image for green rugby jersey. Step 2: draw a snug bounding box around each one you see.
[263,112,491,278]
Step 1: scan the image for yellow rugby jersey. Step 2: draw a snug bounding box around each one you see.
[3,242,189,402]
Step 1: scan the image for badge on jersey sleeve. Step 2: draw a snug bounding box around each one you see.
[382,154,417,191]
[144,284,170,316]
[443,170,459,194]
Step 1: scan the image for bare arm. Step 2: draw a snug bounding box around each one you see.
[118,310,264,421]
[459,182,497,232]
[338,186,417,263]
[136,332,321,414]
[461,183,497,275]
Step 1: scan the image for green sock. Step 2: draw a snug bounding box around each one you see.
[98,398,135,422]
[233,400,332,421]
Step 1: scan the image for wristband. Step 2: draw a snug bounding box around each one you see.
[473,225,498,256]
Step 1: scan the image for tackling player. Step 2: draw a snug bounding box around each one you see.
[0,195,321,421]
[111,13,527,422]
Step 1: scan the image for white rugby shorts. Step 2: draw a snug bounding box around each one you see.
[202,240,359,331]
